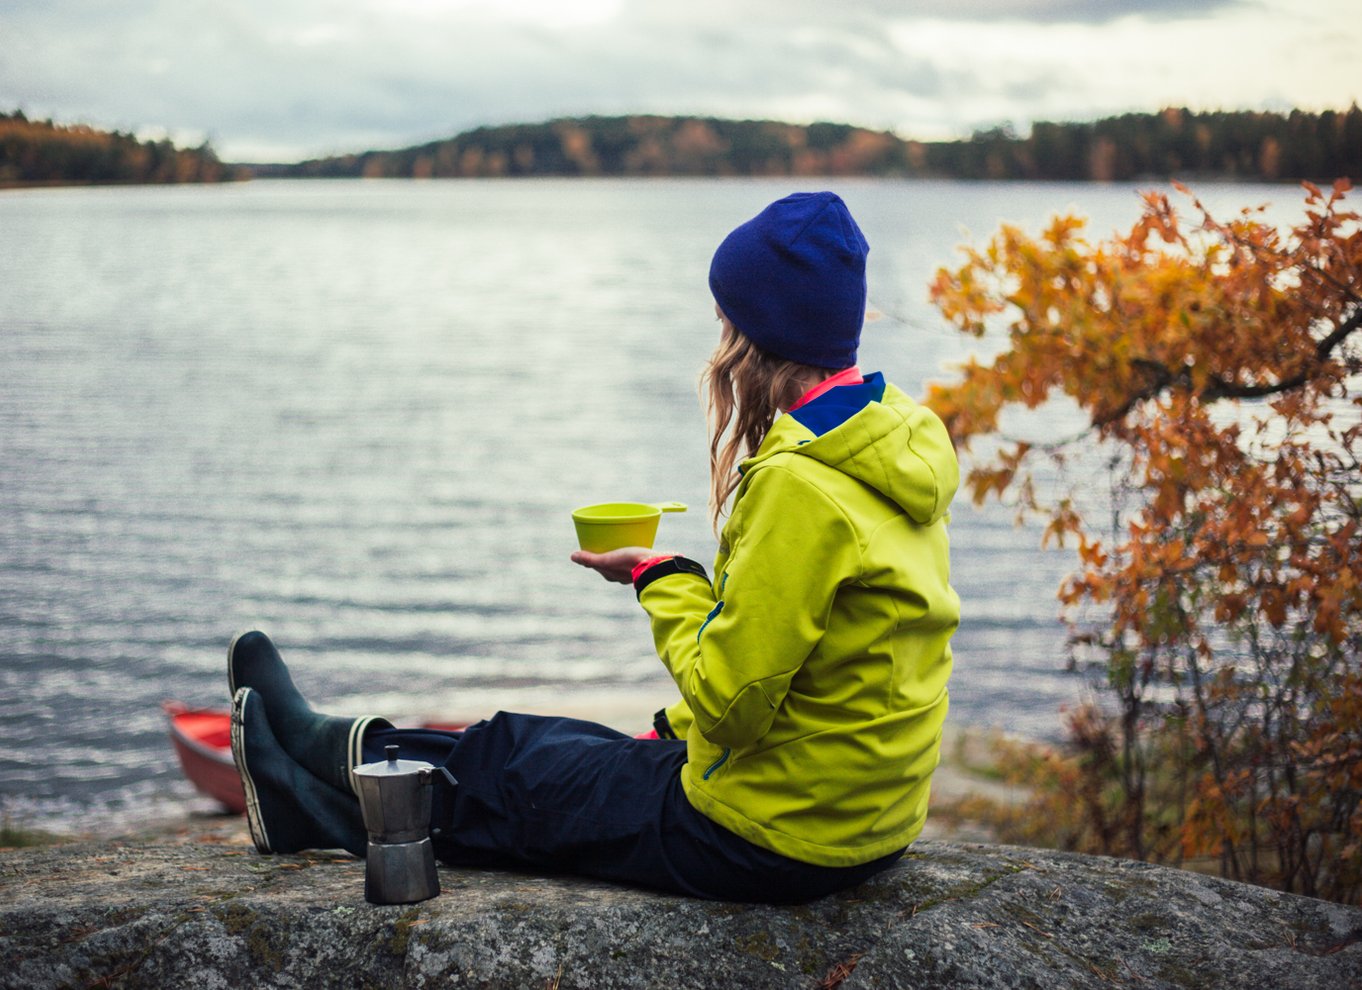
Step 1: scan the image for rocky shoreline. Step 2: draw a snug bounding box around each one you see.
[3,817,1359,989]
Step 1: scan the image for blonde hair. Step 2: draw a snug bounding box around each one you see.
[702,317,830,529]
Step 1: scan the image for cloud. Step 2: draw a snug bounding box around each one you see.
[898,0,1247,24]
[0,0,1353,162]
[621,0,1248,26]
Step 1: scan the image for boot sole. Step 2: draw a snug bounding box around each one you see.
[230,687,273,854]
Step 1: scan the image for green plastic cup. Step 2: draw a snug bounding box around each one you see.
[572,501,688,553]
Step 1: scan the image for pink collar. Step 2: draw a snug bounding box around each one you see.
[787,366,863,412]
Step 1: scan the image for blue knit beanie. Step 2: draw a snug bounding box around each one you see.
[708,191,869,369]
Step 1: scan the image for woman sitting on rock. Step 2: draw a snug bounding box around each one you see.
[229,190,960,904]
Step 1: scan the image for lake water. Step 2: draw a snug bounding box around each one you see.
[0,177,1303,832]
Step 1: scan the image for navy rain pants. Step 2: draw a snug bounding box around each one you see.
[363,712,902,904]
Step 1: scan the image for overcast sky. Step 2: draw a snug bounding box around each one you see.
[2,0,1357,163]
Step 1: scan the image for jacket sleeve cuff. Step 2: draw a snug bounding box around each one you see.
[633,555,709,599]
[652,708,679,740]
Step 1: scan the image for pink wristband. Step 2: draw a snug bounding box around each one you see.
[631,555,675,583]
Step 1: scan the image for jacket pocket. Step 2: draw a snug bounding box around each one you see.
[696,600,725,643]
[702,747,732,780]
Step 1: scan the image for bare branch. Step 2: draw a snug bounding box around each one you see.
[1092,305,1361,422]
[1202,305,1362,402]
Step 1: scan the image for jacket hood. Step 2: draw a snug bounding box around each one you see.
[741,373,959,525]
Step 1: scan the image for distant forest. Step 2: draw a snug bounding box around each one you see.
[3,106,1359,187]
[0,111,240,186]
[274,106,1361,183]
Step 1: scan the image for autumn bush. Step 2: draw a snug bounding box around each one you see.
[929,181,1362,902]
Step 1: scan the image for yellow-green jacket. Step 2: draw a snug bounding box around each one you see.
[636,373,960,867]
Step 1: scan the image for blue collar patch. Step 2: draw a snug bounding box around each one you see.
[787,372,885,438]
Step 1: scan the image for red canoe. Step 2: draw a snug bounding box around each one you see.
[163,701,247,814]
[163,701,469,815]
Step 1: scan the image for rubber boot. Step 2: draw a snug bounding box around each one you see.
[230,686,368,857]
[227,630,391,794]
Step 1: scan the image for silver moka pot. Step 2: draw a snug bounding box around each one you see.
[352,744,441,905]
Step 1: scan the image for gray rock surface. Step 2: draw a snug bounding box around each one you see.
[3,821,1360,989]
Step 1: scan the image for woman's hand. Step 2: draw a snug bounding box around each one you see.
[570,547,661,585]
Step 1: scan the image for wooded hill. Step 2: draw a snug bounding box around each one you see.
[0,111,241,186]
[275,106,1361,183]
[4,106,1358,186]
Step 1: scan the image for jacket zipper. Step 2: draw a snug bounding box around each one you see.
[697,600,724,642]
[702,748,731,780]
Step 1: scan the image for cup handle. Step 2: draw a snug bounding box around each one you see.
[654,501,688,513]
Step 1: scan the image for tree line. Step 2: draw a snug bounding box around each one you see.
[0,111,241,187]
[5,105,1358,186]
[277,106,1361,183]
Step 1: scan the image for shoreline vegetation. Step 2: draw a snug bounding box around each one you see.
[0,111,242,188]
[3,105,1359,188]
